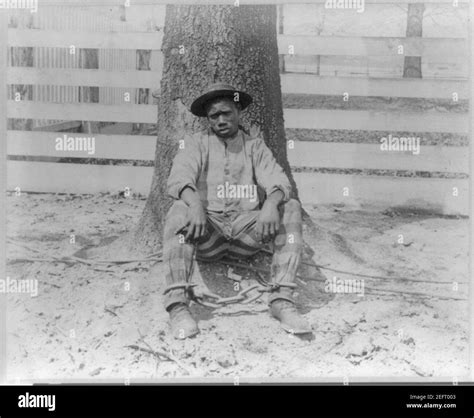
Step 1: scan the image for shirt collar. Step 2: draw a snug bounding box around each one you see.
[212,128,243,146]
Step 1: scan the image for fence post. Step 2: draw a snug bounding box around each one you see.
[135,49,151,134]
[0,8,8,385]
[403,3,425,78]
[80,48,99,133]
[9,13,34,131]
[470,0,474,381]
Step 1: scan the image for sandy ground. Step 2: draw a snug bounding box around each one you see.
[5,193,469,382]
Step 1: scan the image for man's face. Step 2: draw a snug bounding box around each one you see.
[205,98,241,139]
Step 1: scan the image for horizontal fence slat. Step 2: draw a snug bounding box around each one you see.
[7,131,157,160]
[278,35,467,59]
[8,30,466,61]
[281,74,468,99]
[284,55,467,79]
[8,103,466,132]
[8,131,468,175]
[283,109,468,134]
[8,29,163,50]
[7,68,162,89]
[7,161,468,215]
[9,69,467,100]
[7,161,154,195]
[294,173,468,216]
[288,142,468,174]
[33,0,471,5]
[7,101,157,124]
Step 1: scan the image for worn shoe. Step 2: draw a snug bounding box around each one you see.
[168,303,199,339]
[270,299,312,334]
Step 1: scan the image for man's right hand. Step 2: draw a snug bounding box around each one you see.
[177,186,207,241]
[182,202,207,242]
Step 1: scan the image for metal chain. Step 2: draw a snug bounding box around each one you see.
[164,244,297,308]
[189,281,297,309]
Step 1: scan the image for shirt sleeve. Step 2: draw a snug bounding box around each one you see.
[167,134,202,200]
[252,137,292,202]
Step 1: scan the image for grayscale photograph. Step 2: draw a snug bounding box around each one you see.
[1,0,471,384]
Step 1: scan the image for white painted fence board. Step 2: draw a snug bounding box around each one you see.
[284,55,405,78]
[10,68,467,100]
[7,161,153,195]
[8,29,163,50]
[294,173,468,215]
[8,104,467,133]
[7,161,468,215]
[283,109,469,134]
[278,35,467,59]
[8,103,466,133]
[7,131,157,160]
[8,131,468,174]
[285,55,467,79]
[9,30,466,62]
[281,73,468,99]
[288,142,468,174]
[8,101,157,124]
[35,0,471,5]
[15,66,458,98]
[8,67,162,89]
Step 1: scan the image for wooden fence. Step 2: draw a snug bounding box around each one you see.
[4,0,470,215]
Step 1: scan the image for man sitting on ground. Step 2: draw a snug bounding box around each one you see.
[162,82,312,339]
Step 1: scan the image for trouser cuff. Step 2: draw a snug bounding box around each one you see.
[163,288,190,311]
[267,286,295,305]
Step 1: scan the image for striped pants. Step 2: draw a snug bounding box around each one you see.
[162,199,303,310]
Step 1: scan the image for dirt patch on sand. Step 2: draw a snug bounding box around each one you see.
[5,193,469,381]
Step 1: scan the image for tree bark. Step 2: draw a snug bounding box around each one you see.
[130,4,298,253]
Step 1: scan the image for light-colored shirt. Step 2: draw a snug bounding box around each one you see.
[167,128,291,213]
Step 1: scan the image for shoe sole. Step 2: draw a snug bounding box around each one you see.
[280,323,313,335]
[173,328,200,340]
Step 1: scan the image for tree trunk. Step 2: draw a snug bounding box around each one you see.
[92,4,365,288]
[130,4,298,253]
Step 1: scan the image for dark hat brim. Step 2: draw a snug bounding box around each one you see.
[190,89,253,117]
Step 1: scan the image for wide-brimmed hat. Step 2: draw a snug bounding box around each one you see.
[190,82,253,117]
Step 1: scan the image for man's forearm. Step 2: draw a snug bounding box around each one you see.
[179,186,202,208]
[265,189,284,206]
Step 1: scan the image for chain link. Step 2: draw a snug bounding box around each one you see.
[189,281,297,309]
[166,245,297,309]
